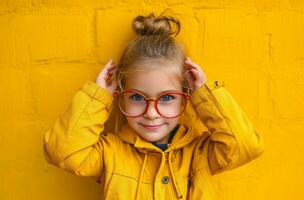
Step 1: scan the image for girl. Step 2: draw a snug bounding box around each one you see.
[43,13,264,200]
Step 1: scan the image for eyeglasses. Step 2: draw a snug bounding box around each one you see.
[113,89,191,119]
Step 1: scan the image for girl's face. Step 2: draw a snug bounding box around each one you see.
[123,63,183,144]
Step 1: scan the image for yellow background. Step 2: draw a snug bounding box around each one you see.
[1,0,303,199]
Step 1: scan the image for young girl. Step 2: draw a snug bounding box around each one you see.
[43,13,264,200]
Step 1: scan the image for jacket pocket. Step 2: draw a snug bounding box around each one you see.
[104,172,153,199]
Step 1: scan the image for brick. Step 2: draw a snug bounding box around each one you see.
[268,67,304,119]
[0,15,30,65]
[283,0,304,12]
[29,63,98,123]
[96,9,140,63]
[262,11,304,65]
[166,0,221,7]
[246,66,304,121]
[166,6,202,62]
[0,0,33,8]
[0,13,93,65]
[252,120,304,199]
[167,0,283,11]
[195,9,266,67]
[206,66,260,119]
[255,0,282,11]
[96,7,203,64]
[0,0,98,8]
[39,0,99,7]
[0,67,31,119]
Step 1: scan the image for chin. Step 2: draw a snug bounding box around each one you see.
[144,133,165,141]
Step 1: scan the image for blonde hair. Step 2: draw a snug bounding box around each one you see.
[116,12,188,88]
[104,12,190,134]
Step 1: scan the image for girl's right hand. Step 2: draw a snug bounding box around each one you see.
[96,59,118,95]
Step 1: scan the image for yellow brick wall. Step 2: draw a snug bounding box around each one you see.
[0,0,303,199]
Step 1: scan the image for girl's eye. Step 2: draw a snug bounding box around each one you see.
[160,95,175,102]
[130,94,145,102]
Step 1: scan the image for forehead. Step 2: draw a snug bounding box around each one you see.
[125,67,182,96]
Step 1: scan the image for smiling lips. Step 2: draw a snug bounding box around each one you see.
[140,124,163,130]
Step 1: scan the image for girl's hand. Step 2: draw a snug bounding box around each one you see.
[96,59,118,95]
[184,57,207,93]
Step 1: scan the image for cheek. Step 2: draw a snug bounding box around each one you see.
[126,117,141,126]
[164,117,180,125]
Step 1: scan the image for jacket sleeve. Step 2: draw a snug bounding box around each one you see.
[43,80,113,178]
[190,80,264,175]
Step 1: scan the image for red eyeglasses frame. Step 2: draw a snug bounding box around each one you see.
[112,89,191,119]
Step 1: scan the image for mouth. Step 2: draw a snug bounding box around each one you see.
[140,124,164,130]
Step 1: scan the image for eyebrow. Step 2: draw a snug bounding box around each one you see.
[128,88,182,97]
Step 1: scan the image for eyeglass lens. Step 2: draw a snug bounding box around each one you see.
[118,91,186,118]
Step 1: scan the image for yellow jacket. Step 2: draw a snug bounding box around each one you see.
[43,80,264,200]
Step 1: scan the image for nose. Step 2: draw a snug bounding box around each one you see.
[143,100,160,119]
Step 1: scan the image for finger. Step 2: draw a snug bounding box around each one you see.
[107,67,116,73]
[108,58,113,64]
[106,59,113,65]
[184,70,196,83]
[107,72,114,77]
[184,70,191,80]
[108,65,116,71]
[106,72,115,83]
[189,68,200,79]
[185,59,201,70]
[106,68,117,81]
[105,64,115,72]
[185,58,204,71]
[104,74,111,80]
[107,62,116,71]
[189,64,206,80]
[185,56,191,62]
[101,63,115,76]
[106,71,116,79]
[109,67,117,75]
[185,57,207,85]
[186,56,196,64]
[184,63,194,70]
[105,59,115,69]
[190,68,206,85]
[184,62,197,71]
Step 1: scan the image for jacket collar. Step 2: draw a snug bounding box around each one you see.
[117,120,210,152]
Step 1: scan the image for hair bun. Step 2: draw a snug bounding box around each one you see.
[132,13,180,37]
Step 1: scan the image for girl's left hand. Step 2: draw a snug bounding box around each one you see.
[184,57,207,93]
